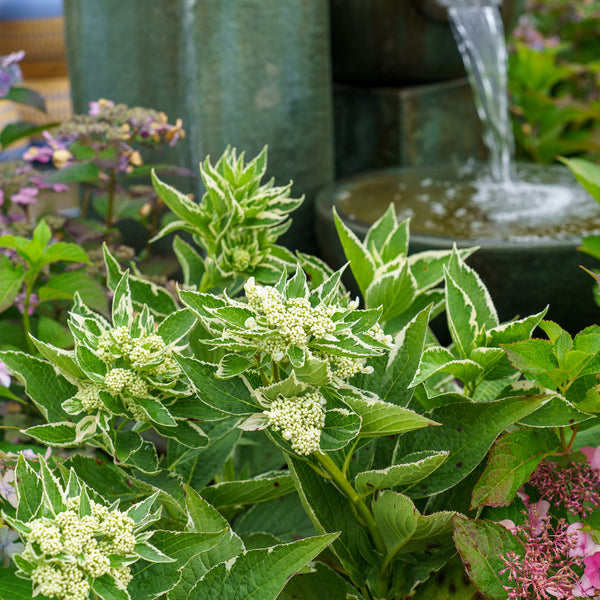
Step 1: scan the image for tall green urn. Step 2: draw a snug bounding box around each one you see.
[63,0,334,253]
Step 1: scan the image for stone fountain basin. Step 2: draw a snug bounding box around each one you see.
[315,162,600,334]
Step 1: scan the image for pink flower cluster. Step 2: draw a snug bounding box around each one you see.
[498,447,600,598]
[529,456,600,517]
[500,501,600,598]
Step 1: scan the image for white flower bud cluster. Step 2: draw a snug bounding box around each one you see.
[96,326,178,377]
[326,354,373,380]
[124,398,147,422]
[231,247,251,272]
[104,367,149,401]
[21,496,136,600]
[74,386,104,413]
[31,563,89,600]
[243,278,336,361]
[265,392,326,455]
[111,565,133,590]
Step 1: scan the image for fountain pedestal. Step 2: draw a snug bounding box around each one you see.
[334,78,485,179]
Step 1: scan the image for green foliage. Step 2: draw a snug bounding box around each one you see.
[4,146,600,600]
[453,516,523,599]
[333,203,475,330]
[152,147,301,292]
[0,220,97,353]
[509,43,600,163]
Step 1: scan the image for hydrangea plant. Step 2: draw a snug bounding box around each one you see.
[2,457,170,600]
[3,146,600,600]
[0,258,203,472]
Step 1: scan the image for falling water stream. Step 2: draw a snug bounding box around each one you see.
[448,1,513,183]
[335,0,600,241]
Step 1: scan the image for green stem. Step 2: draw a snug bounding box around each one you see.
[271,360,280,383]
[80,185,92,219]
[22,280,35,354]
[106,169,116,229]
[132,421,151,433]
[146,196,161,256]
[197,270,214,294]
[342,438,360,479]
[316,452,385,552]
[116,418,131,431]
[315,452,389,597]
[259,368,270,387]
[559,427,568,453]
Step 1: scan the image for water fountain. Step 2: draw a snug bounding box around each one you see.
[317,0,600,332]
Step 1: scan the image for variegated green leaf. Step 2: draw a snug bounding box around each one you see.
[355,451,449,495]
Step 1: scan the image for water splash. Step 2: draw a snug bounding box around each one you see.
[447,2,514,183]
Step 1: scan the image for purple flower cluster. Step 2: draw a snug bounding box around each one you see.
[0,160,68,222]
[24,99,185,175]
[512,15,561,51]
[0,51,24,98]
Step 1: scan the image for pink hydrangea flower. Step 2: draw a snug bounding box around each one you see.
[528,499,550,536]
[567,523,600,558]
[573,573,596,597]
[584,552,600,589]
[498,519,517,533]
[22,145,54,164]
[581,446,600,472]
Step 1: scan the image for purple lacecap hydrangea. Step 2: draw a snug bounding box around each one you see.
[25,99,185,175]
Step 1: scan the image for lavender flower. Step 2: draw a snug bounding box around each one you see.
[0,470,16,508]
[0,527,23,564]
[14,292,39,316]
[0,160,68,218]
[0,51,24,97]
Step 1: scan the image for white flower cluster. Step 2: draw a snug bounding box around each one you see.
[326,354,374,380]
[104,367,148,398]
[246,278,336,344]
[369,322,393,346]
[242,278,391,382]
[74,386,104,413]
[96,326,177,376]
[22,496,135,600]
[244,277,338,359]
[265,391,326,455]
